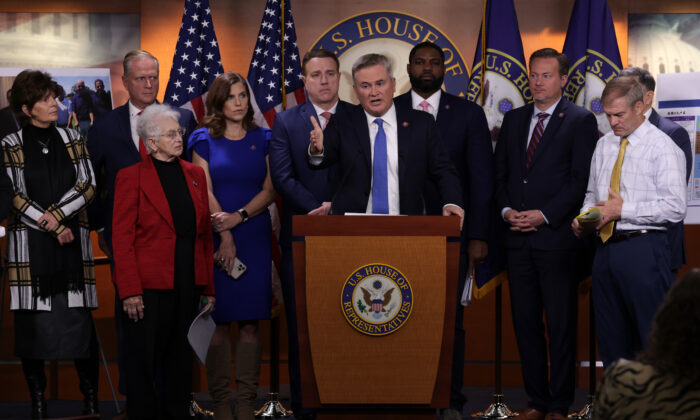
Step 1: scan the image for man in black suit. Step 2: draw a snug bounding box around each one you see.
[308,53,463,222]
[87,50,198,415]
[394,41,493,420]
[269,48,353,419]
[619,66,692,275]
[495,48,598,420]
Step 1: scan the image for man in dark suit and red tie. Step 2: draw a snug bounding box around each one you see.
[268,48,353,419]
[494,48,598,420]
[86,49,198,414]
[394,41,493,420]
[618,66,692,276]
[307,53,464,223]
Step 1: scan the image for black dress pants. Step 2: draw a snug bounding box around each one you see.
[123,287,198,420]
[507,243,578,415]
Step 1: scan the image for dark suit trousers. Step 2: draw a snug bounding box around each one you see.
[449,251,468,411]
[507,243,577,414]
[280,244,311,414]
[123,287,197,420]
[592,232,672,367]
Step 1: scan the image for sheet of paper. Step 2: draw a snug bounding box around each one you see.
[187,309,216,364]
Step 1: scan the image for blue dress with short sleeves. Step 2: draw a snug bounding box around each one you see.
[188,127,271,321]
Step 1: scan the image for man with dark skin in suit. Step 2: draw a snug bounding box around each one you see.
[397,41,494,420]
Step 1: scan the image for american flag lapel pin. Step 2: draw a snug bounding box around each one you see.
[402,121,409,127]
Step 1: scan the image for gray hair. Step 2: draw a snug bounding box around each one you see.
[619,66,656,92]
[136,103,180,153]
[123,49,159,77]
[602,76,644,108]
[351,54,393,84]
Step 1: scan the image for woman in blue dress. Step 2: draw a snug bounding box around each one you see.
[188,72,276,420]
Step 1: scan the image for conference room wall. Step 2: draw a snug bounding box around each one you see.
[0,0,698,402]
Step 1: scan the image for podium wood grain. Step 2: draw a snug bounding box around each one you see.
[293,215,459,412]
[306,235,445,404]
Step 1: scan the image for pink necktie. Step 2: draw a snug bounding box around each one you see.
[320,112,332,129]
[419,100,430,113]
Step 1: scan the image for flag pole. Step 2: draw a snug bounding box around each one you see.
[479,0,487,106]
[568,295,596,419]
[255,1,292,418]
[471,283,518,419]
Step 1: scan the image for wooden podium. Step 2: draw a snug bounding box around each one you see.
[292,215,460,419]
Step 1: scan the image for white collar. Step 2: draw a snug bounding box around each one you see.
[410,89,441,112]
[364,104,397,128]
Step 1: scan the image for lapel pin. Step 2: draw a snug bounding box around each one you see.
[402,121,409,127]
[251,144,256,150]
[558,112,565,118]
[444,104,450,110]
[193,180,198,187]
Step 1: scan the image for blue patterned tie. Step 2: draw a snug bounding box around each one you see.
[372,118,389,214]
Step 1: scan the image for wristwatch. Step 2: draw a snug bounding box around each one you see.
[237,208,249,223]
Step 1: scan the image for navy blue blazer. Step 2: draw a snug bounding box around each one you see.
[495,98,598,250]
[269,100,353,245]
[87,102,197,250]
[649,108,692,270]
[395,91,493,241]
[311,102,463,215]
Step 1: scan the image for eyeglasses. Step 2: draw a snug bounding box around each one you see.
[161,127,186,140]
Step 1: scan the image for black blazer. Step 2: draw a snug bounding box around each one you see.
[311,102,462,215]
[495,98,598,250]
[649,108,692,270]
[395,91,493,241]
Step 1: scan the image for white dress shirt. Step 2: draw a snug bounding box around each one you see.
[312,101,338,128]
[581,119,686,230]
[128,101,143,151]
[364,105,400,215]
[410,89,441,120]
[526,99,560,148]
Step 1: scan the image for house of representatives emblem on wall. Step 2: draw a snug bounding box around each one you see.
[341,263,413,337]
[310,10,469,102]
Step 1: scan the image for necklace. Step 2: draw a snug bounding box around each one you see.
[37,138,49,154]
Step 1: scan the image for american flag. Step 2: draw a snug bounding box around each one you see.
[247,0,306,129]
[163,0,224,122]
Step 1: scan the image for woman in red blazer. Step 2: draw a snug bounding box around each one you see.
[112,103,215,420]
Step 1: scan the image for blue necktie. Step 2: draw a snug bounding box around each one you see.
[372,118,389,214]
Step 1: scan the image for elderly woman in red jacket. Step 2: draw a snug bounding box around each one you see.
[112,103,215,420]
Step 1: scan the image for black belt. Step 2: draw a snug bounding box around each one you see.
[604,229,662,243]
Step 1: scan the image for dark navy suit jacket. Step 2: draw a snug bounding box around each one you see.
[311,102,463,215]
[649,108,692,270]
[495,98,598,250]
[395,90,493,243]
[269,100,353,245]
[87,102,197,250]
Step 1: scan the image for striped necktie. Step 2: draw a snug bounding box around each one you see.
[525,112,549,167]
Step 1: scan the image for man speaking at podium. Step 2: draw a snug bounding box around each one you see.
[307,53,464,225]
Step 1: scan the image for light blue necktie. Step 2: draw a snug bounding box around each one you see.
[372,118,389,214]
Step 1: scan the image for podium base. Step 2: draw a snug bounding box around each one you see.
[255,392,293,418]
[568,395,593,419]
[470,394,518,419]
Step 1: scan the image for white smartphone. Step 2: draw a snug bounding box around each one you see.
[230,257,247,279]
